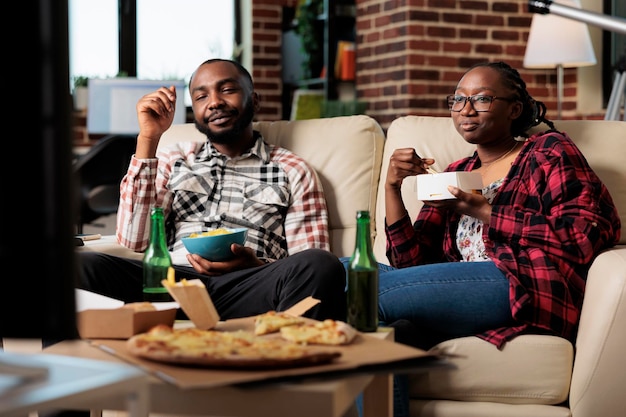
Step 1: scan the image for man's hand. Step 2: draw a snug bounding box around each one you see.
[135,86,178,158]
[186,244,266,276]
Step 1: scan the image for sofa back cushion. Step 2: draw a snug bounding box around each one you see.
[374,116,626,264]
[373,116,475,263]
[160,115,385,258]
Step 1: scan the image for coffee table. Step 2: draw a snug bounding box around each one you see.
[43,328,396,417]
[0,351,149,417]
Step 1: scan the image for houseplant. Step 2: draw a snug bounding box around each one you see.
[73,75,89,111]
[294,0,323,80]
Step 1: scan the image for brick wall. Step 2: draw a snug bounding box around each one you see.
[251,0,299,121]
[251,0,605,129]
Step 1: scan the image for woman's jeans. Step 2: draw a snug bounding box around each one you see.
[341,258,513,417]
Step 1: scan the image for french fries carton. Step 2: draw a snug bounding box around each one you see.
[162,275,220,330]
[417,171,483,201]
[76,294,177,339]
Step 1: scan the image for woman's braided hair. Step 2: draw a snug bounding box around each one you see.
[468,61,557,138]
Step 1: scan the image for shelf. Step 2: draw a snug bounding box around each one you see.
[282,1,356,119]
[296,77,326,88]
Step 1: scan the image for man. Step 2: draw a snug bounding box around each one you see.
[78,58,347,322]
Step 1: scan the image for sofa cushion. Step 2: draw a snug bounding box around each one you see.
[409,399,571,417]
[408,335,573,405]
[374,116,476,263]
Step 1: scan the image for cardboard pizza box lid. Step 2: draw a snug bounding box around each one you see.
[162,279,220,330]
[284,296,320,316]
[162,277,320,330]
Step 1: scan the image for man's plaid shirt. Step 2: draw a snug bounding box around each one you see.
[116,132,330,264]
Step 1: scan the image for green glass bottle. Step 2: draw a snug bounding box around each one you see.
[347,210,379,332]
[142,207,173,302]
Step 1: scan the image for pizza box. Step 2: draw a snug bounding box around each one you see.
[162,278,220,330]
[76,289,178,339]
[162,279,321,330]
[417,171,483,201]
[76,317,449,390]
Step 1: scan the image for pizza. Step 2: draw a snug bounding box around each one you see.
[253,311,306,335]
[126,324,341,369]
[279,319,357,346]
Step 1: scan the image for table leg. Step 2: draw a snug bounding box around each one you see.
[362,328,394,417]
[125,383,150,417]
[362,373,393,417]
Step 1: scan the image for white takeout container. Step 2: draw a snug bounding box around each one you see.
[416,171,483,200]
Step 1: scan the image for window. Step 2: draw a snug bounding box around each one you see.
[69,0,237,106]
[69,0,118,80]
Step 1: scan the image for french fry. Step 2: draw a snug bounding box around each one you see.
[167,267,176,286]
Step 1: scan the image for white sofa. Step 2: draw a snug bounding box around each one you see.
[83,115,626,417]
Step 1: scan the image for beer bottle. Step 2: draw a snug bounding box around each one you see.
[142,207,173,302]
[346,210,379,332]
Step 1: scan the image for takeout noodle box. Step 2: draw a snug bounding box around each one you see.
[162,279,220,330]
[417,171,483,200]
[77,305,177,339]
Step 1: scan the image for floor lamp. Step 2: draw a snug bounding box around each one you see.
[523,0,596,119]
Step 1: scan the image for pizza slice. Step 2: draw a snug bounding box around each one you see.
[253,311,306,335]
[279,319,357,345]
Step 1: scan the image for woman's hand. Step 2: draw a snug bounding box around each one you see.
[385,148,436,225]
[186,244,265,276]
[385,148,435,191]
[426,186,492,224]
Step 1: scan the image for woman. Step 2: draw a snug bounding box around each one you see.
[380,61,621,417]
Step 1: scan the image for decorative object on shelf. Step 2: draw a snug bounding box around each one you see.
[335,40,355,81]
[523,0,596,119]
[73,75,89,111]
[291,89,325,120]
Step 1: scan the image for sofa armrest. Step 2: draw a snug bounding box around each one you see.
[77,235,143,260]
[569,246,626,417]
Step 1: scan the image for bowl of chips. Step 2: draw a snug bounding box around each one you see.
[181,228,248,261]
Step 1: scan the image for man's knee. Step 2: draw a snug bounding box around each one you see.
[293,248,343,272]
[76,252,108,283]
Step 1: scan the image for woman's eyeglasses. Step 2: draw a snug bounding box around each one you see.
[446,95,518,112]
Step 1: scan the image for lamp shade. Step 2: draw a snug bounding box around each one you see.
[523,0,596,69]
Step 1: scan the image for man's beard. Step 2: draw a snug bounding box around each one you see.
[194,100,255,145]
